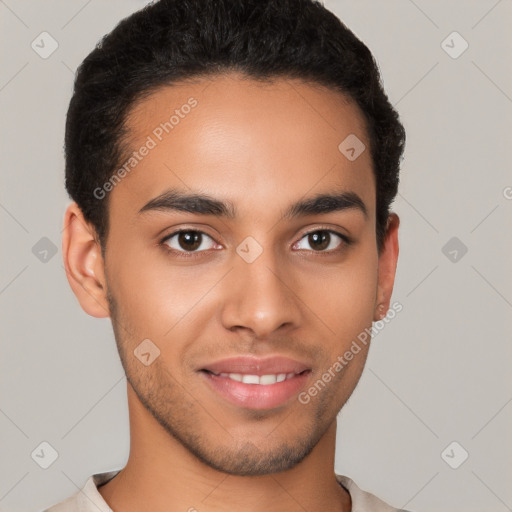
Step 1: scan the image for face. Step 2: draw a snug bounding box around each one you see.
[64,72,399,477]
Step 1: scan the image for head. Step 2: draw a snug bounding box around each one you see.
[62,0,405,476]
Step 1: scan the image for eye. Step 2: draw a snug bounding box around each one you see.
[293,229,349,253]
[161,229,219,256]
[159,227,351,259]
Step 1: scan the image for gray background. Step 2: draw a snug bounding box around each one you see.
[1,1,511,511]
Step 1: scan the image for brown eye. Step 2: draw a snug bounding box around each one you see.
[163,230,216,253]
[177,231,201,251]
[308,231,330,251]
[294,230,346,252]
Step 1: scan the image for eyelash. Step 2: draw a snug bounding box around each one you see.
[159,227,352,259]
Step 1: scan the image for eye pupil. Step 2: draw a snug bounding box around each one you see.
[179,231,201,251]
[309,231,330,251]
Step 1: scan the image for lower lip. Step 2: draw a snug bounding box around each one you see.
[200,371,310,410]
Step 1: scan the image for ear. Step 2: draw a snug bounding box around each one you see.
[374,213,400,321]
[62,202,110,318]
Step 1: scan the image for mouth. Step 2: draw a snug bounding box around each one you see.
[201,368,310,385]
[198,356,312,410]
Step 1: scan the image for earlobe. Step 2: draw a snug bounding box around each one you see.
[62,202,110,318]
[375,303,387,321]
[374,213,400,321]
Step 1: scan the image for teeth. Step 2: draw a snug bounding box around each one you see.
[242,374,260,384]
[216,372,299,385]
[259,374,277,385]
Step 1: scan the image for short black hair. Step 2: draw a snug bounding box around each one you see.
[64,0,405,256]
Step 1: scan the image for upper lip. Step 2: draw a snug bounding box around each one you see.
[200,356,311,376]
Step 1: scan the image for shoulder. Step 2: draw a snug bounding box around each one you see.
[336,474,413,512]
[42,470,120,512]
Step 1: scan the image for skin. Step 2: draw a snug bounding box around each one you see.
[62,72,399,512]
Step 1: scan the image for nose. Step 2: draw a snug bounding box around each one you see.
[220,245,302,339]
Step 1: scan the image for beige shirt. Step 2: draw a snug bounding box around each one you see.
[44,470,411,512]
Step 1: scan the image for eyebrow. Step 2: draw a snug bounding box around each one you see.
[138,188,368,220]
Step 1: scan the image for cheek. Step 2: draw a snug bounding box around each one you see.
[304,251,378,337]
[107,242,223,344]
[107,228,378,349]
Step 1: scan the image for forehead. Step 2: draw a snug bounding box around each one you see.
[109,73,375,222]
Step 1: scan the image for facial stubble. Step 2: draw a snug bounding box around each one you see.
[105,280,352,476]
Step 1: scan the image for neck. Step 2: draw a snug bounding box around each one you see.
[98,383,351,512]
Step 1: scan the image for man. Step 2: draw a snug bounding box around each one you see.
[48,0,408,510]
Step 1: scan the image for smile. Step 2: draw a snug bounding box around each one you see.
[207,371,305,385]
[198,355,312,410]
